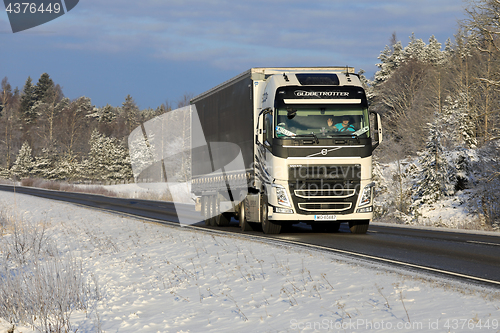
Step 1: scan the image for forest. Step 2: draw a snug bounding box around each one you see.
[369,0,500,229]
[0,0,499,228]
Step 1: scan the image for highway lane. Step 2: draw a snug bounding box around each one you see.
[1,184,499,287]
[284,223,500,285]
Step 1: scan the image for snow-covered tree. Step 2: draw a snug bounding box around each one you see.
[11,142,34,179]
[99,104,117,123]
[425,35,446,66]
[31,148,56,179]
[51,155,82,181]
[0,167,10,179]
[87,104,117,124]
[85,130,133,181]
[410,108,475,211]
[373,41,404,85]
[411,118,454,207]
[373,34,449,86]
[403,33,427,62]
[441,94,477,149]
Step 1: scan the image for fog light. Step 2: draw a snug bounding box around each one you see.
[275,207,294,214]
[356,206,373,213]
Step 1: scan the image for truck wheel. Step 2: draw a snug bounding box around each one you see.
[349,220,369,234]
[202,196,210,226]
[217,212,231,226]
[212,195,221,226]
[261,195,281,234]
[206,195,216,227]
[239,199,255,232]
[214,195,230,227]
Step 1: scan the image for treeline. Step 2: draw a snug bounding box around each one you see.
[0,72,192,182]
[370,0,500,227]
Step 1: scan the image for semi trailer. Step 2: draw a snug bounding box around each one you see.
[191,67,382,234]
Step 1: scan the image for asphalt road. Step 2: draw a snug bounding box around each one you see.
[1,184,499,287]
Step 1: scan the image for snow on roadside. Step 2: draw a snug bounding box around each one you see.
[0,191,499,333]
[372,160,492,231]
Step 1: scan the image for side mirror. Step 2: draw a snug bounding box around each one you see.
[370,111,383,150]
[257,108,272,146]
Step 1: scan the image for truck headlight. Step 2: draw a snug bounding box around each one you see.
[274,185,291,207]
[358,182,375,207]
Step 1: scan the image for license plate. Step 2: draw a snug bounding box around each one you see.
[314,215,337,221]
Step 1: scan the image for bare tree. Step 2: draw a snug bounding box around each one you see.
[462,0,500,142]
[0,78,21,169]
[59,97,93,158]
[376,60,437,155]
[177,93,194,109]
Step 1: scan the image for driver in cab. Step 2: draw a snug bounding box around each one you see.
[327,115,355,132]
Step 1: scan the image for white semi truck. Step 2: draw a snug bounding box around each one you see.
[191,67,382,234]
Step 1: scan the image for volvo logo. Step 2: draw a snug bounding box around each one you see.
[306,147,342,158]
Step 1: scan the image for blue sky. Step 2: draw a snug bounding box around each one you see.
[1,0,467,109]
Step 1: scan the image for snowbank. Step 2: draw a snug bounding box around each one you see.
[0,191,498,332]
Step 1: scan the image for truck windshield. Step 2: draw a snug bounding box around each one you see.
[275,105,370,139]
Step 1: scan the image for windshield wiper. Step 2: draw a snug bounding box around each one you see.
[353,126,369,137]
[295,133,319,144]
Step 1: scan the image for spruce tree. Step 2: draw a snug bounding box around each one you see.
[411,118,454,208]
[34,73,55,103]
[31,148,55,179]
[425,35,446,66]
[120,94,139,134]
[52,154,81,181]
[19,77,37,124]
[403,33,427,62]
[373,41,403,85]
[441,94,477,149]
[86,130,133,181]
[99,104,117,123]
[11,142,34,179]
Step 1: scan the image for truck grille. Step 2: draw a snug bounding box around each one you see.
[289,180,359,215]
[289,165,361,181]
[295,188,355,199]
[298,202,352,212]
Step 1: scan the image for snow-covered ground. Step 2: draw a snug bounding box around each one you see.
[372,159,498,232]
[0,191,499,332]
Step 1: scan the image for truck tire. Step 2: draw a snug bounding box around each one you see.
[261,195,281,234]
[215,200,231,227]
[239,199,255,232]
[212,195,222,226]
[202,196,210,226]
[206,195,216,227]
[218,213,231,226]
[349,220,369,234]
